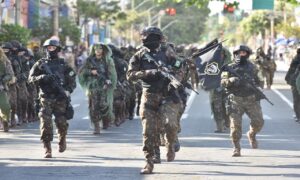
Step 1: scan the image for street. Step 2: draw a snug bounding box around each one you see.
[0,70,300,180]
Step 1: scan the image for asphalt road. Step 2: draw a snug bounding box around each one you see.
[0,70,299,180]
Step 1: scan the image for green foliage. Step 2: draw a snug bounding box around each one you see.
[31,17,80,46]
[276,18,300,38]
[77,0,123,21]
[0,24,31,45]
[156,0,225,8]
[160,2,210,44]
[240,11,281,38]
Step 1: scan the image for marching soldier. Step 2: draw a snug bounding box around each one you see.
[0,47,15,132]
[2,42,18,127]
[127,26,178,174]
[28,39,76,158]
[78,43,117,134]
[221,45,264,157]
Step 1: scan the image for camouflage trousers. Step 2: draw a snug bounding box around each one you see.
[158,100,181,148]
[292,86,300,120]
[140,90,163,160]
[262,69,275,88]
[228,94,264,143]
[8,84,17,126]
[17,82,28,123]
[38,98,69,142]
[88,90,109,124]
[0,91,11,123]
[27,84,38,122]
[209,89,229,130]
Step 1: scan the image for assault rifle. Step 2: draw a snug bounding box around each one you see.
[40,61,68,99]
[222,65,274,106]
[39,60,74,119]
[144,53,199,95]
[89,58,111,86]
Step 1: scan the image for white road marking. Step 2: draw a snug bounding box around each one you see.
[181,113,188,120]
[182,91,197,120]
[263,114,272,120]
[272,89,293,108]
[82,116,89,120]
[184,91,197,113]
[72,104,80,108]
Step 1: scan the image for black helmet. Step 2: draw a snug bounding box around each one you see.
[233,45,252,55]
[43,39,61,49]
[10,40,21,50]
[140,26,163,39]
[1,42,13,49]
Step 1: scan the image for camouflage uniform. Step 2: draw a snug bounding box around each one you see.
[79,43,117,133]
[210,48,232,132]
[221,45,264,157]
[285,51,300,121]
[0,48,14,132]
[2,42,21,127]
[255,48,276,89]
[28,39,76,158]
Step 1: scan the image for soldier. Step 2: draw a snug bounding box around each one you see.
[255,47,276,89]
[0,47,15,132]
[78,43,117,134]
[221,45,264,157]
[28,39,76,158]
[210,47,232,133]
[1,42,18,127]
[24,49,38,122]
[127,26,176,174]
[285,48,300,122]
[11,40,28,124]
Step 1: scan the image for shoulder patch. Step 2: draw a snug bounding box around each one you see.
[69,71,75,77]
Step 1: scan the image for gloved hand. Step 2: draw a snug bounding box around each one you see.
[229,77,240,86]
[38,74,57,82]
[144,69,159,76]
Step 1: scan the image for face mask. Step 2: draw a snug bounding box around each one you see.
[142,34,161,50]
[235,55,248,65]
[47,49,59,59]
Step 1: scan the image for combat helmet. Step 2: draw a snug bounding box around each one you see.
[43,39,61,50]
[233,45,252,55]
[140,26,163,39]
[1,42,13,49]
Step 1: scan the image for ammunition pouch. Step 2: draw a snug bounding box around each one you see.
[65,102,74,120]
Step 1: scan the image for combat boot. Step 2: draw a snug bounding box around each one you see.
[43,142,52,158]
[166,144,176,162]
[153,146,161,164]
[140,159,154,174]
[58,136,67,153]
[232,141,241,157]
[102,118,109,130]
[214,120,224,133]
[3,121,9,132]
[174,137,181,152]
[247,131,258,149]
[93,122,100,134]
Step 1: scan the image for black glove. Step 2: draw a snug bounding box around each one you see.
[144,69,160,77]
[38,74,57,82]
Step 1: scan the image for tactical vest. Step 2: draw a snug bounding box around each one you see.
[228,62,257,97]
[139,50,168,93]
[39,58,67,98]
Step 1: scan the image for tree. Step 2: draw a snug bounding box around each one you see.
[31,17,81,46]
[156,0,226,8]
[0,24,31,45]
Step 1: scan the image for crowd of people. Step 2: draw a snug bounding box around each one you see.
[1,25,299,175]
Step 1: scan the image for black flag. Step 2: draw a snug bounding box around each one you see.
[196,44,223,91]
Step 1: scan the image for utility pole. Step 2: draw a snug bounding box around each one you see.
[15,0,21,25]
[53,0,59,36]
